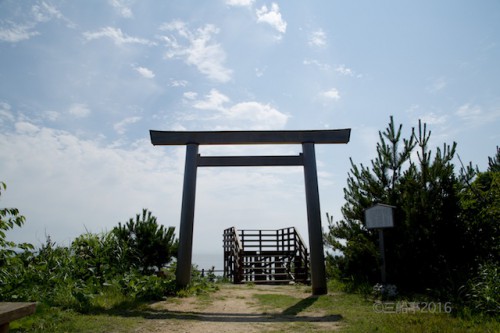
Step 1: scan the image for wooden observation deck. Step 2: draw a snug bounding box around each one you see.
[223,227,310,284]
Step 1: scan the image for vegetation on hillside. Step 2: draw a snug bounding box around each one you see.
[324,117,499,316]
[0,189,182,314]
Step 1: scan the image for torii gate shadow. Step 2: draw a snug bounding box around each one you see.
[114,296,342,323]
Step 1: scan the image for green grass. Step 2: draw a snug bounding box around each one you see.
[10,303,146,333]
[9,282,500,332]
[255,294,301,313]
[253,282,500,333]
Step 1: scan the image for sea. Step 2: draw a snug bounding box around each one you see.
[192,252,224,273]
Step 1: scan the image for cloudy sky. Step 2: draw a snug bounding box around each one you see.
[1,0,499,268]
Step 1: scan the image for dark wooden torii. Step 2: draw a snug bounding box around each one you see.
[150,129,351,295]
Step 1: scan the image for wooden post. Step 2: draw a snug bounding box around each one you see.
[302,143,327,295]
[176,143,199,288]
[378,229,387,283]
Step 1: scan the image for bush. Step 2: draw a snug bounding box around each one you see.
[462,263,500,316]
[372,283,398,300]
[120,272,177,301]
[0,190,193,314]
[1,230,179,311]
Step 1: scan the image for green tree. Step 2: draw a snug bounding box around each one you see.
[457,147,500,314]
[459,146,500,267]
[324,116,415,284]
[340,116,416,222]
[0,181,35,302]
[325,117,466,293]
[113,209,178,273]
[487,146,500,172]
[392,122,463,291]
[0,181,33,264]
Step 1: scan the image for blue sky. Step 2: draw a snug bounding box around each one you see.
[1,0,499,268]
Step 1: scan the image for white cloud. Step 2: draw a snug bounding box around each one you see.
[109,0,133,18]
[185,89,288,130]
[256,3,287,35]
[170,79,188,87]
[183,91,198,100]
[320,88,341,101]
[0,126,184,248]
[335,65,353,76]
[0,123,302,258]
[0,2,73,42]
[31,2,63,22]
[83,27,154,46]
[226,0,254,7]
[68,103,91,118]
[456,103,481,121]
[44,110,60,121]
[0,102,15,122]
[419,112,448,125]
[160,21,232,82]
[427,77,447,93]
[32,2,75,28]
[303,59,330,71]
[0,23,39,42]
[224,102,288,130]
[455,103,500,128]
[255,67,265,77]
[406,105,448,126]
[114,116,141,134]
[193,89,230,111]
[134,66,155,78]
[15,121,40,134]
[309,29,326,47]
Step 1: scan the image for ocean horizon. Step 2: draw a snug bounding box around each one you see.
[192,252,224,271]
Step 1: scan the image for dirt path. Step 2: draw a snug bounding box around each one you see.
[135,284,342,333]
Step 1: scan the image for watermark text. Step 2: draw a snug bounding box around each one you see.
[373,301,452,314]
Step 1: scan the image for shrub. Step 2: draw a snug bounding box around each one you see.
[462,263,500,315]
[372,283,398,300]
[121,272,177,300]
[1,192,183,313]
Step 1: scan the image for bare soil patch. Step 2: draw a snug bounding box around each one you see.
[135,284,342,332]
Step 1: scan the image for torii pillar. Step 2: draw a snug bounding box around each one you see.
[150,129,351,295]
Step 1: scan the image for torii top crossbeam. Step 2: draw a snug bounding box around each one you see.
[150,129,351,145]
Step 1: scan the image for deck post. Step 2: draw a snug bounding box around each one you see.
[176,143,199,288]
[302,142,328,295]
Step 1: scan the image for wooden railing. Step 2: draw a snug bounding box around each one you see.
[223,227,243,283]
[223,227,309,284]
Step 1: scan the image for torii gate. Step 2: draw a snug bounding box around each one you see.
[150,129,351,295]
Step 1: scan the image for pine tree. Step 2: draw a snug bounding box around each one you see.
[325,117,467,292]
[113,209,178,273]
[325,116,415,284]
[459,147,500,267]
[487,146,500,172]
[392,121,462,291]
